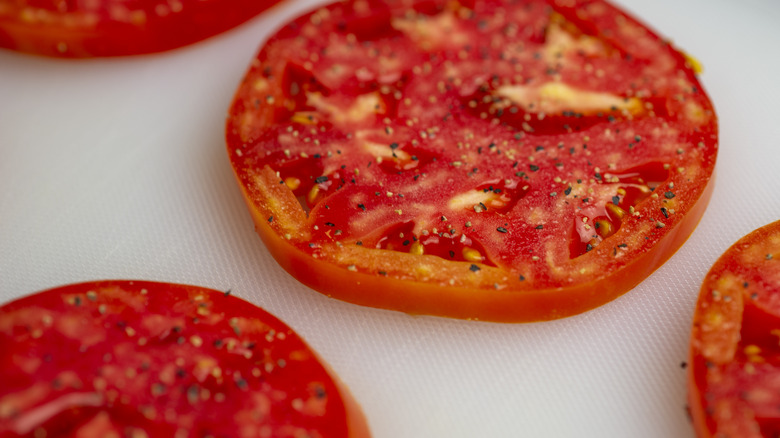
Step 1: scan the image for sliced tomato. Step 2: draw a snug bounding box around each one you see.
[226,0,717,322]
[0,0,284,57]
[0,280,370,437]
[688,220,780,438]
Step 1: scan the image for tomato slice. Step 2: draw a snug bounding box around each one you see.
[688,221,780,438]
[226,0,717,322]
[0,0,284,57]
[0,280,370,437]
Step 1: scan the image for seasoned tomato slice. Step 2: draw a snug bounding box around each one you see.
[226,0,717,322]
[0,0,284,57]
[0,280,370,437]
[688,221,780,438]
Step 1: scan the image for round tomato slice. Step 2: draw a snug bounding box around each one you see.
[0,0,284,57]
[688,221,780,438]
[226,0,717,322]
[0,280,370,437]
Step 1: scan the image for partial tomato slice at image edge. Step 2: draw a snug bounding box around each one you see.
[0,0,286,57]
[0,280,370,437]
[688,220,780,438]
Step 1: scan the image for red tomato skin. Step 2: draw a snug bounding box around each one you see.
[0,280,370,437]
[0,0,286,57]
[688,220,780,438]
[226,0,718,322]
[236,165,714,322]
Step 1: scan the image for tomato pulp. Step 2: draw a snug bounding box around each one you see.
[0,0,285,57]
[688,220,780,438]
[0,280,370,437]
[226,0,718,322]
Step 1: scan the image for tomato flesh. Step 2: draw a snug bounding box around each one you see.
[0,280,370,437]
[226,0,718,322]
[0,0,284,57]
[688,220,780,438]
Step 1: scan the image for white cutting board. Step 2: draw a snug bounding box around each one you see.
[2,0,780,436]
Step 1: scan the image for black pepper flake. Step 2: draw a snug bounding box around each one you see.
[586,243,593,252]
[470,264,481,272]
[564,186,572,196]
[519,275,525,281]
[661,207,669,218]
[767,254,774,260]
[356,241,363,246]
[449,250,455,258]
[324,222,336,227]
[268,216,274,223]
[594,173,602,180]
[680,361,687,369]
[612,196,620,205]
[378,271,387,276]
[664,191,675,199]
[390,142,399,149]
[357,203,366,211]
[187,385,199,404]
[224,289,232,297]
[314,176,328,184]
[618,243,627,248]
[497,226,508,233]
[529,164,540,172]
[236,378,249,390]
[535,225,543,230]
[73,296,81,306]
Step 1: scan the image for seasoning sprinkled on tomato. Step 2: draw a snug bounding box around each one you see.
[0,281,370,437]
[226,0,717,322]
[688,220,780,438]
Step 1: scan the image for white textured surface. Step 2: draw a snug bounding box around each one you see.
[1,0,780,436]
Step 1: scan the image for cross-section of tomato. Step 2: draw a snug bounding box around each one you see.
[688,221,780,438]
[226,0,717,322]
[0,280,370,437]
[0,0,284,57]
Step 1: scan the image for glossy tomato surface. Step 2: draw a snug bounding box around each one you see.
[226,0,717,322]
[688,220,780,438]
[0,0,285,57]
[0,280,370,437]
